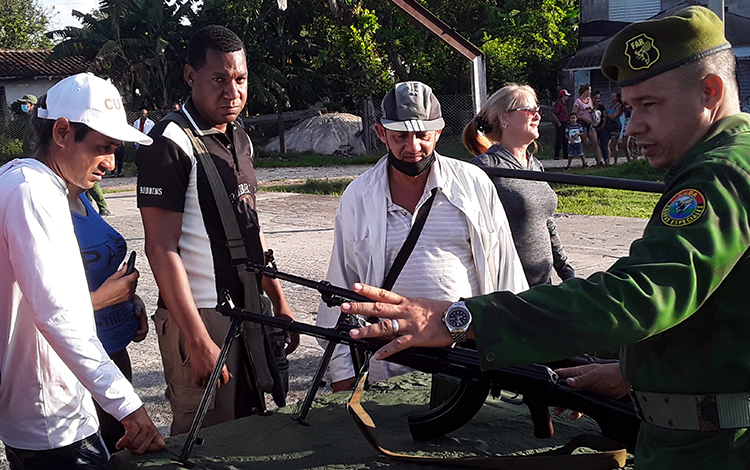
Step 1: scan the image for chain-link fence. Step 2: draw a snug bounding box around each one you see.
[1,97,559,163]
[246,94,557,159]
[0,110,176,165]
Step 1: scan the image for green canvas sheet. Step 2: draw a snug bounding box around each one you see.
[108,372,634,469]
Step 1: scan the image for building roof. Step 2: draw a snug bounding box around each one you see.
[0,49,90,80]
[564,2,750,71]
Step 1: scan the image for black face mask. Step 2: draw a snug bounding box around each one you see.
[387,150,436,177]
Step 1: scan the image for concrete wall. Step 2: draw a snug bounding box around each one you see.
[586,1,750,23]
[3,78,58,108]
[662,0,750,17]
[581,0,609,22]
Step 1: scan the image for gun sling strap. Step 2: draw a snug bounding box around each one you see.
[347,372,628,469]
[166,110,286,405]
[383,187,438,290]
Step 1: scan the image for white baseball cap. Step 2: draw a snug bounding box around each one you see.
[37,73,152,145]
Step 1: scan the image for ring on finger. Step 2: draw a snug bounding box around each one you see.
[391,319,399,334]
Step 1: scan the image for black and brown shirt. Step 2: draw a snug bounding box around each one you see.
[136,97,262,309]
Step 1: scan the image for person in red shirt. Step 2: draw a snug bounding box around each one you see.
[552,89,570,160]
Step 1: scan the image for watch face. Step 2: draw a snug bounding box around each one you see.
[446,307,470,329]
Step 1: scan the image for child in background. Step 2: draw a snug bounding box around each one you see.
[565,114,586,169]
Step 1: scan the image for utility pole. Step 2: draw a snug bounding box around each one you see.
[386,0,487,114]
[706,0,725,30]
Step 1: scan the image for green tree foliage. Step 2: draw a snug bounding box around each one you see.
[41,0,578,114]
[46,0,194,109]
[0,0,52,48]
[479,0,578,96]
[198,0,329,115]
[360,0,578,96]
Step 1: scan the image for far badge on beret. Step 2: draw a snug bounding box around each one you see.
[601,6,731,87]
[661,189,706,227]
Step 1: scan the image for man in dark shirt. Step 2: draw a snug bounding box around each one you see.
[552,89,570,160]
[136,25,299,435]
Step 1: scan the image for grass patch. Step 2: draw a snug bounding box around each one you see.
[260,178,354,196]
[101,188,134,194]
[555,186,660,218]
[551,160,664,218]
[559,158,666,181]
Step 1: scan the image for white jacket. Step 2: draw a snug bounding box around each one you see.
[317,154,528,382]
[0,159,142,450]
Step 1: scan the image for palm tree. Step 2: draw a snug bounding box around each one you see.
[47,0,194,109]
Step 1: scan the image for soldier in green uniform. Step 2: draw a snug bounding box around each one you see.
[344,6,750,469]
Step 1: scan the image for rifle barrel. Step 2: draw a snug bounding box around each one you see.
[245,263,372,303]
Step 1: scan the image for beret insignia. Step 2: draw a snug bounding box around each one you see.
[625,34,660,71]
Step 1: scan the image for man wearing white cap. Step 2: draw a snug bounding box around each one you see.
[316,81,527,391]
[0,73,164,470]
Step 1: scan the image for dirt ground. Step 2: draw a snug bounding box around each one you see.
[0,169,649,467]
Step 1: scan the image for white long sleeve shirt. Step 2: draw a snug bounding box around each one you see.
[317,154,528,382]
[0,159,142,450]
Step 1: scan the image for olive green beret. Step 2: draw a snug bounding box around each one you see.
[601,6,731,87]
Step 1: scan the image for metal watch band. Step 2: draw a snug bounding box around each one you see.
[451,330,467,345]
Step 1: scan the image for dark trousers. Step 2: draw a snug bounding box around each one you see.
[5,433,109,470]
[115,155,124,176]
[597,128,610,163]
[94,348,131,455]
[554,123,567,159]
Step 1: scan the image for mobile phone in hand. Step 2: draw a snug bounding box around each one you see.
[125,251,136,275]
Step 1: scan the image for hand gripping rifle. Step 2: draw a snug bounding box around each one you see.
[245,257,373,425]
[226,263,641,451]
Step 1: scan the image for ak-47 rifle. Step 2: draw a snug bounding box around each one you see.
[224,264,642,451]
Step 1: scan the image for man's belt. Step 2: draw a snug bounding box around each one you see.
[630,389,750,431]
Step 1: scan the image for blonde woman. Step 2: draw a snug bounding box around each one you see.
[463,84,575,286]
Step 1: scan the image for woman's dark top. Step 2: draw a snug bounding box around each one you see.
[471,145,575,286]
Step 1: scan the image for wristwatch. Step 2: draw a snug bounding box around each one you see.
[443,301,472,346]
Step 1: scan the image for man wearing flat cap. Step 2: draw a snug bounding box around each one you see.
[344,7,750,467]
[17,93,38,157]
[316,81,527,391]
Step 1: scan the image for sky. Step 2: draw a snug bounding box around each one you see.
[41,0,99,30]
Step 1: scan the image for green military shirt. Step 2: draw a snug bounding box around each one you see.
[467,113,750,468]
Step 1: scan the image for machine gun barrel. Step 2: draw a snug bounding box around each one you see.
[245,262,371,306]
[216,302,640,450]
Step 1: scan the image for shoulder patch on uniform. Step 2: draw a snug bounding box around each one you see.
[660,189,705,227]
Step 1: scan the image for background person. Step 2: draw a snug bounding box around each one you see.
[68,182,149,454]
[572,84,603,166]
[17,94,38,157]
[132,109,154,149]
[605,92,624,164]
[345,7,750,468]
[619,105,633,161]
[565,114,586,169]
[463,84,575,287]
[592,91,609,166]
[0,73,164,470]
[113,143,126,177]
[85,182,111,216]
[317,81,528,391]
[552,89,571,160]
